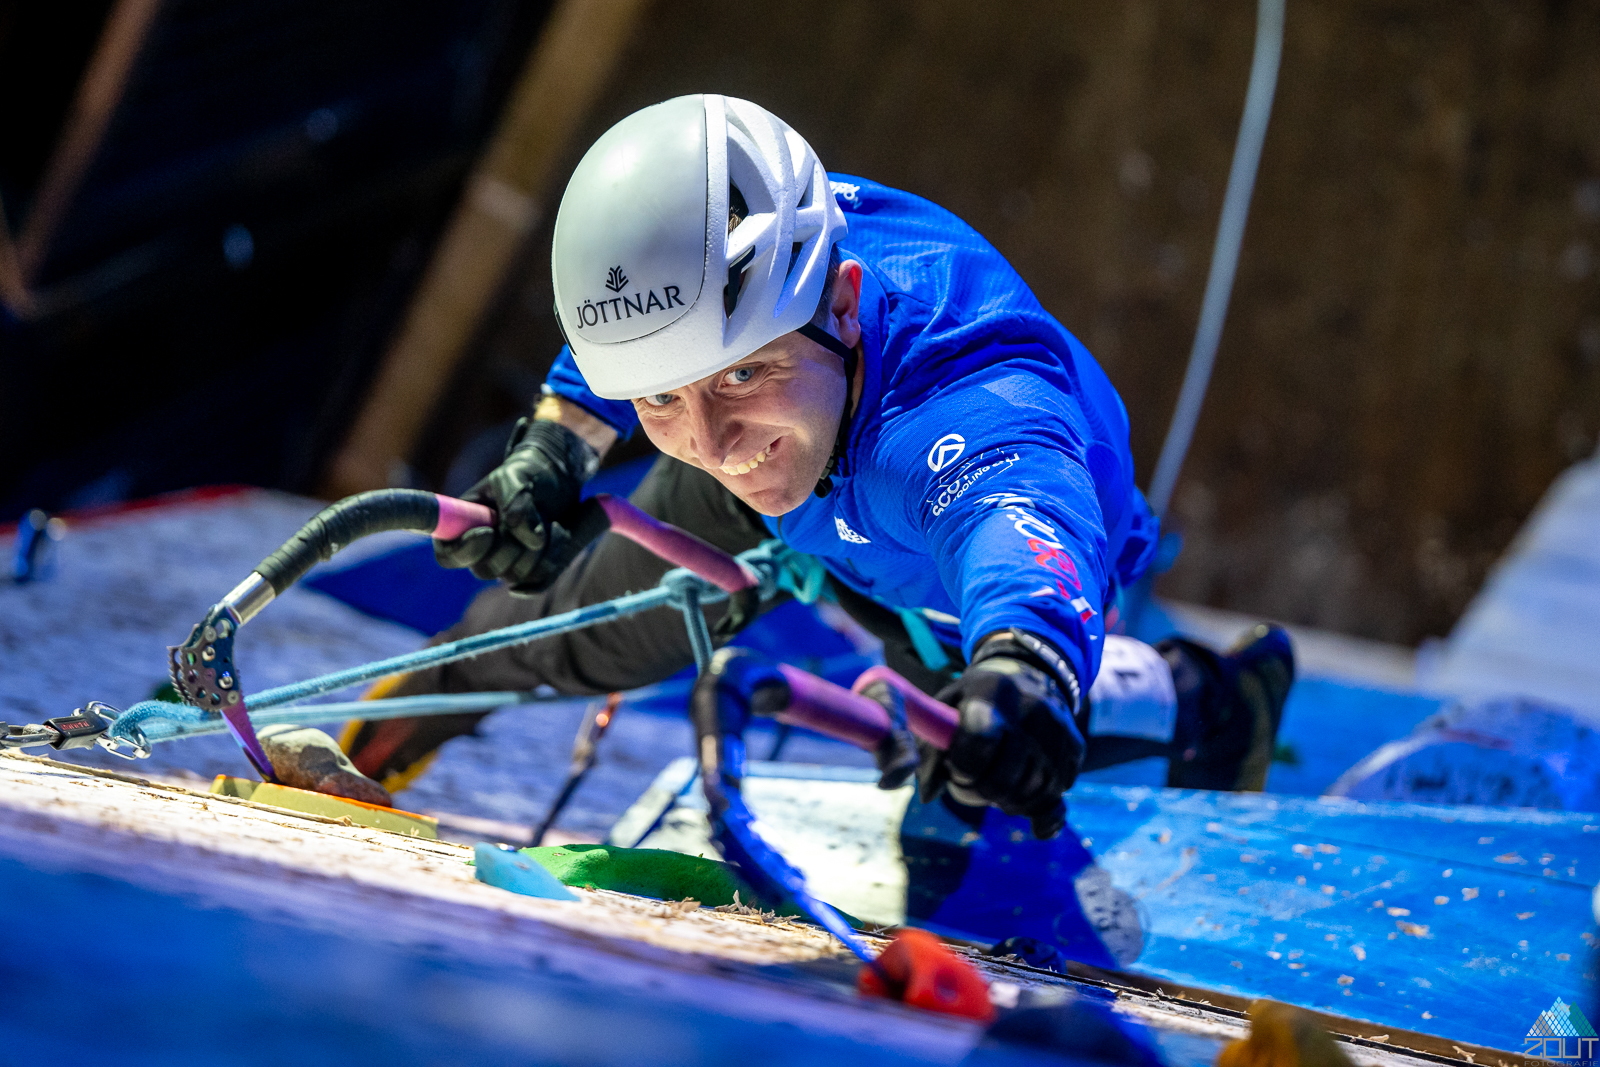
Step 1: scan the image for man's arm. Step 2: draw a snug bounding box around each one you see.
[431,346,630,593]
[882,354,1114,686]
[534,393,617,457]
[876,348,1123,833]
[541,344,640,443]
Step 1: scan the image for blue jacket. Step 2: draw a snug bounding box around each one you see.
[545,175,1159,686]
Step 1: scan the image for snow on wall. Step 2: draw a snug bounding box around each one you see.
[1421,454,1600,721]
[1,489,869,836]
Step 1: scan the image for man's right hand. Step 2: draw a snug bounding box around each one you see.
[434,416,600,595]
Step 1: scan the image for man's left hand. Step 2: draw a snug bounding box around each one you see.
[920,629,1084,839]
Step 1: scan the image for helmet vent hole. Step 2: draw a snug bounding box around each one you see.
[724,245,755,317]
[728,183,749,233]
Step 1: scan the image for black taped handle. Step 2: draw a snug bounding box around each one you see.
[254,489,442,594]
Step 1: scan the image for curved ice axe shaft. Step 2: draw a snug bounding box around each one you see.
[168,489,760,781]
[690,653,964,974]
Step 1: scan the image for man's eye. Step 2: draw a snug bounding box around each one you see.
[724,366,757,385]
[642,393,676,408]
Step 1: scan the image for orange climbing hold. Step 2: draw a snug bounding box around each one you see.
[857,928,995,1022]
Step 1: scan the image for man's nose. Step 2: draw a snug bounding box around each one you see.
[685,396,739,468]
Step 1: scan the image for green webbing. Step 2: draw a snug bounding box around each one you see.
[771,543,828,604]
[896,608,951,673]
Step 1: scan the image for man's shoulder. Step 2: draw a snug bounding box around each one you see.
[826,173,988,250]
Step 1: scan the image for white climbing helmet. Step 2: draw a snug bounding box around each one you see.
[550,94,848,400]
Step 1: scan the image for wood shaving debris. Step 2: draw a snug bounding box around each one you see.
[1462,887,1479,900]
[1352,945,1366,960]
[1338,975,1353,985]
[1516,912,1535,920]
[1387,907,1410,916]
[1395,921,1430,938]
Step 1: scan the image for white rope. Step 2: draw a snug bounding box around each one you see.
[1145,0,1287,519]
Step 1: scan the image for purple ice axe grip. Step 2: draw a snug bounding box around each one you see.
[769,663,960,752]
[851,665,959,749]
[170,490,507,781]
[590,493,759,593]
[431,494,494,540]
[436,491,759,594]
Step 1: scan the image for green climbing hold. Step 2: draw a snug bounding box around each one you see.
[518,843,771,909]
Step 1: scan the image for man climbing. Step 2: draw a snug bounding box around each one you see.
[343,95,1294,961]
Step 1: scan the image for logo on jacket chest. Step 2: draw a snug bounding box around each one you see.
[925,446,1022,516]
[926,433,966,472]
[834,516,872,544]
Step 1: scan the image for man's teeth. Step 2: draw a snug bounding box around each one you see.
[721,448,769,476]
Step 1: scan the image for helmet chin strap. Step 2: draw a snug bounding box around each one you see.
[798,322,859,498]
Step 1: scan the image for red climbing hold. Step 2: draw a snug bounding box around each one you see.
[857,928,995,1022]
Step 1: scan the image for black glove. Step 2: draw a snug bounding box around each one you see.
[434,416,600,595]
[919,628,1085,839]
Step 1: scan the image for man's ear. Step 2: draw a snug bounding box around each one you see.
[832,260,865,349]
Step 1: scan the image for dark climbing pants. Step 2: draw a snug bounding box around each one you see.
[393,454,963,700]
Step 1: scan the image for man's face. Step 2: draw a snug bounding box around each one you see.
[631,262,863,517]
[632,334,846,516]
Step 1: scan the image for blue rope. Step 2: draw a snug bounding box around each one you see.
[108,544,790,749]
[249,584,685,711]
[113,692,543,744]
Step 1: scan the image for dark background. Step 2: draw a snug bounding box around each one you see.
[0,0,551,511]
[4,0,1598,645]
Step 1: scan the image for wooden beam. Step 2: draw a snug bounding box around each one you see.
[321,0,653,499]
[14,0,163,289]
[0,196,29,317]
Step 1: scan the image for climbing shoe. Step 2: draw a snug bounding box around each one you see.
[1160,623,1294,792]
